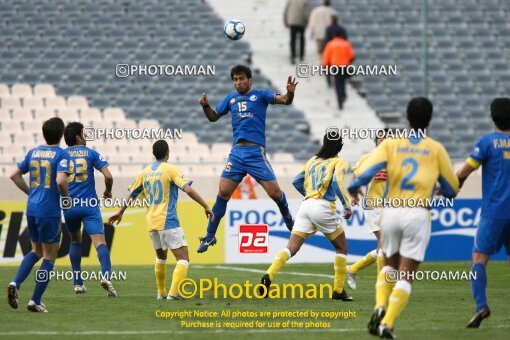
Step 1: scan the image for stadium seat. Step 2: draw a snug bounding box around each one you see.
[67,95,89,110]
[272,153,295,163]
[1,97,21,111]
[11,109,33,122]
[0,84,10,98]
[0,109,11,121]
[11,84,33,98]
[34,109,57,121]
[115,119,137,130]
[45,96,67,111]
[138,119,160,130]
[190,164,217,176]
[103,108,126,121]
[22,97,44,111]
[81,108,103,123]
[1,120,22,132]
[58,108,81,122]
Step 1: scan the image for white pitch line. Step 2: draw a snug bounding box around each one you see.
[194,265,334,279]
[1,324,509,336]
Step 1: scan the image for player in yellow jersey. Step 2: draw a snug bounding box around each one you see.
[348,98,459,339]
[107,140,212,300]
[259,133,353,301]
[346,128,389,289]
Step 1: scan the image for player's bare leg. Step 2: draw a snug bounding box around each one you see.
[89,234,116,297]
[376,256,419,339]
[198,177,239,253]
[330,231,353,301]
[258,179,294,231]
[260,233,306,297]
[8,242,42,309]
[467,252,491,328]
[168,247,190,300]
[155,248,168,300]
[27,242,59,313]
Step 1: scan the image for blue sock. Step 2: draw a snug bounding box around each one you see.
[275,192,291,218]
[13,252,41,289]
[96,244,111,281]
[471,263,488,310]
[32,258,54,305]
[206,196,229,238]
[69,242,83,285]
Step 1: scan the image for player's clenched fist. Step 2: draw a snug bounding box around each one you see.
[199,93,209,107]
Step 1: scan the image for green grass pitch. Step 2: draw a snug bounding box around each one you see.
[1,262,509,339]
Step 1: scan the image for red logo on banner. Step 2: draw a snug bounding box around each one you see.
[374,170,387,181]
[239,224,269,253]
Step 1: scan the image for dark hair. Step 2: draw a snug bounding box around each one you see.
[331,14,338,24]
[316,132,344,159]
[64,122,84,146]
[334,27,346,39]
[406,97,433,130]
[324,0,331,6]
[152,140,169,160]
[374,127,391,144]
[490,97,510,130]
[230,65,252,80]
[42,117,65,145]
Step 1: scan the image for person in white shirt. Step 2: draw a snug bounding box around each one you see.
[308,0,338,58]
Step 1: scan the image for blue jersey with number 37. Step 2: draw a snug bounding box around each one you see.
[215,89,278,147]
[17,145,70,218]
[66,145,109,200]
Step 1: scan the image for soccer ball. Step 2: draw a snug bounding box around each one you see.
[223,19,245,40]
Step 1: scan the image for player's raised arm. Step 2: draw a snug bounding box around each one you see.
[274,76,298,105]
[199,93,220,122]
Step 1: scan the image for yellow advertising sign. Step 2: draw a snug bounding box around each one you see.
[0,201,224,265]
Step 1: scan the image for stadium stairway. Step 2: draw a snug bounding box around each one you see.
[208,0,385,161]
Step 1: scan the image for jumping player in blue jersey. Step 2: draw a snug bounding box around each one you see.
[197,65,298,253]
[7,117,70,313]
[62,122,117,297]
[457,98,510,328]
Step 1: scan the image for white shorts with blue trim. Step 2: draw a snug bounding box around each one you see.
[150,227,187,250]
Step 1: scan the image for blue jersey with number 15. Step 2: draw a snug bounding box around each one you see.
[17,145,70,218]
[215,88,278,147]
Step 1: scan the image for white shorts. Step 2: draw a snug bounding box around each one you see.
[380,207,431,262]
[292,198,343,239]
[364,208,382,233]
[150,227,187,250]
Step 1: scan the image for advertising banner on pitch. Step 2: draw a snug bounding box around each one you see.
[225,199,507,263]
